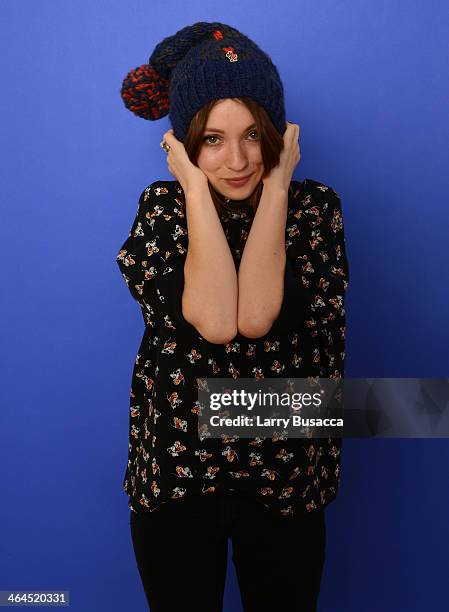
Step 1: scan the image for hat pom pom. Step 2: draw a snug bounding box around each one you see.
[120,63,170,120]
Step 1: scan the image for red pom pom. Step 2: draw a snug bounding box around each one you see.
[120,64,170,120]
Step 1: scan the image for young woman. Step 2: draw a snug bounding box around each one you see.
[117,21,349,612]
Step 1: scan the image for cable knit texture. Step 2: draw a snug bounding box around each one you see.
[120,21,286,140]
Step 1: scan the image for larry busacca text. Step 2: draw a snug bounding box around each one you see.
[210,414,344,428]
[198,378,345,438]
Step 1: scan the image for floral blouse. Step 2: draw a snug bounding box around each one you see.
[116,178,349,518]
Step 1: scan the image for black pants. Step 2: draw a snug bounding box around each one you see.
[130,491,326,612]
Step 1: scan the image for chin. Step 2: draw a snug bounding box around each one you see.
[223,187,253,200]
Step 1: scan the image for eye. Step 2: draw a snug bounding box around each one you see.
[202,130,259,146]
[203,135,220,146]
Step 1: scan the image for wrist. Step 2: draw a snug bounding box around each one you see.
[184,182,213,206]
[184,184,209,201]
[261,179,289,198]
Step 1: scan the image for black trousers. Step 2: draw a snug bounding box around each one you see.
[130,491,326,612]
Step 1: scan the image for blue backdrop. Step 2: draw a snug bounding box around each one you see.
[1,1,448,610]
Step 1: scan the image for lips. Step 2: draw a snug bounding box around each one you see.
[224,173,253,187]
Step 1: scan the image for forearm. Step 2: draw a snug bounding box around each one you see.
[237,184,289,338]
[182,185,238,343]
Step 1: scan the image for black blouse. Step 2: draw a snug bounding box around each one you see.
[116,178,349,518]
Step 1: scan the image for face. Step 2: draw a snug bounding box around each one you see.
[196,99,264,200]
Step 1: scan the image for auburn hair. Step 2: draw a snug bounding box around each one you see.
[178,97,284,217]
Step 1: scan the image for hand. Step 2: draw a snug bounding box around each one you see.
[161,129,209,194]
[262,122,301,191]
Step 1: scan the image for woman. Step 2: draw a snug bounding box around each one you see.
[117,21,349,612]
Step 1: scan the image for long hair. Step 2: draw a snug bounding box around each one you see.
[179,97,284,217]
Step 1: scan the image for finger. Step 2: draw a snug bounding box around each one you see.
[289,123,299,139]
[163,129,178,143]
[284,124,295,143]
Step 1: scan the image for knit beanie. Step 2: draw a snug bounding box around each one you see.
[120,21,286,142]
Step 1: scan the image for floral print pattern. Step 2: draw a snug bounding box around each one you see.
[116,179,349,517]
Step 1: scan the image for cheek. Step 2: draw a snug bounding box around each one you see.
[249,145,264,165]
[197,149,220,174]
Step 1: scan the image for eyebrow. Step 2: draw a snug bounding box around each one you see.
[203,123,257,134]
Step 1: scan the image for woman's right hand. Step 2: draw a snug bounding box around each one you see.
[161,129,209,195]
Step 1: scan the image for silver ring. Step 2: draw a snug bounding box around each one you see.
[160,140,171,153]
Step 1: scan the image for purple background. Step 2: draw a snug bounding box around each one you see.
[1,1,448,610]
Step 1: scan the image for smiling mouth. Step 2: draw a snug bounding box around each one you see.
[224,174,253,185]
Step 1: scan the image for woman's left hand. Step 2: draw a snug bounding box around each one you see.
[262,121,301,191]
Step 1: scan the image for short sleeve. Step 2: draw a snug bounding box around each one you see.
[286,180,350,378]
[116,181,196,335]
[264,256,309,335]
[260,183,313,336]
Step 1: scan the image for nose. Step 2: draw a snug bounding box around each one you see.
[225,141,249,173]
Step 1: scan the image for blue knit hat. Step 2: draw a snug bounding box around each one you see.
[121,21,286,142]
